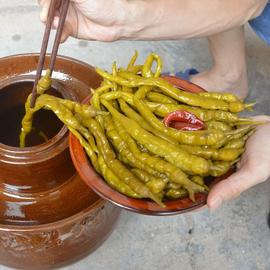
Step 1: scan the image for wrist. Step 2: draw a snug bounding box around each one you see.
[121,0,165,40]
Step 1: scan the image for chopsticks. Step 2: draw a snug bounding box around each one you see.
[30,0,70,108]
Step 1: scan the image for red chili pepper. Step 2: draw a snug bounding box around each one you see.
[163,110,205,131]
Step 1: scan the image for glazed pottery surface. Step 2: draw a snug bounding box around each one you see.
[69,76,232,216]
[0,54,121,269]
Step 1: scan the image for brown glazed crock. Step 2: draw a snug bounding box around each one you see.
[69,75,232,215]
[0,54,121,269]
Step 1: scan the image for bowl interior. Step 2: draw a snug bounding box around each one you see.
[69,75,230,215]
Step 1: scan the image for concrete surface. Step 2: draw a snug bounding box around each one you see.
[0,1,270,270]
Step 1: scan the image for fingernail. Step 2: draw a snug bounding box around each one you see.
[210,197,223,211]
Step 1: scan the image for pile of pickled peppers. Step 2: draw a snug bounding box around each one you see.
[20,52,261,207]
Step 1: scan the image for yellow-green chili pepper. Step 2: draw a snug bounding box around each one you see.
[97,155,142,198]
[206,121,232,132]
[83,117,164,206]
[101,99,210,176]
[96,68,253,113]
[131,168,168,194]
[198,92,240,102]
[133,86,226,146]
[141,53,162,78]
[146,91,178,104]
[179,145,244,162]
[118,99,178,145]
[166,189,188,199]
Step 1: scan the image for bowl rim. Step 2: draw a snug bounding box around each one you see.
[68,75,230,216]
[0,53,107,230]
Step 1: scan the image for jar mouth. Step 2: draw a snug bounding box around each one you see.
[0,74,77,163]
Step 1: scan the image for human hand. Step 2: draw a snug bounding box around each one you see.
[207,115,270,210]
[38,0,149,42]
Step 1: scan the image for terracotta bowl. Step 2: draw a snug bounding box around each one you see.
[69,75,231,216]
[0,54,121,269]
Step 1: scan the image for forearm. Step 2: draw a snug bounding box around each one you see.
[124,0,268,40]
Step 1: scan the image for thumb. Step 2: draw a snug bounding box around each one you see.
[39,0,52,23]
[207,166,258,210]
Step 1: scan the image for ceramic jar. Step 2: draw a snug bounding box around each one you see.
[0,54,121,269]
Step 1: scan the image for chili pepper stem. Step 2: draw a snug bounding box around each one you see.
[244,102,256,111]
[226,125,253,136]
[236,119,267,125]
[230,158,240,166]
[149,195,166,208]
